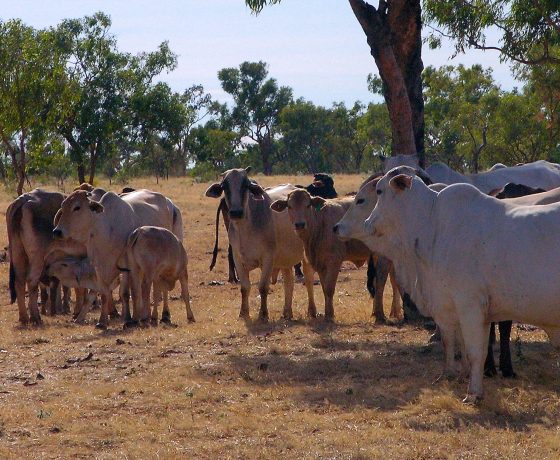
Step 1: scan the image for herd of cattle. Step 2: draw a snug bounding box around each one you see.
[6,156,560,403]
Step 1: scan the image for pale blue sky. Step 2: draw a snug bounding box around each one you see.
[2,0,517,106]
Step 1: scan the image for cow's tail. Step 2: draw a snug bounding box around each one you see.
[9,261,16,303]
[116,228,140,272]
[366,255,376,298]
[209,199,223,271]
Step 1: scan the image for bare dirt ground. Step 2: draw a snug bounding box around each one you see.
[0,174,559,459]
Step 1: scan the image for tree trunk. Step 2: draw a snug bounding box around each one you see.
[88,145,98,185]
[260,137,273,175]
[349,0,424,166]
[77,163,86,184]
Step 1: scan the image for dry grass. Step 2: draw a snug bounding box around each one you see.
[0,174,559,459]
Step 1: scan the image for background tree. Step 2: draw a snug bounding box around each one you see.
[218,61,293,175]
[54,12,176,184]
[424,0,560,66]
[0,20,64,194]
[246,0,424,165]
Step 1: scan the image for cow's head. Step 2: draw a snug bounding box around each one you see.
[364,168,415,238]
[270,189,326,234]
[46,256,84,285]
[52,191,104,242]
[205,167,265,220]
[333,176,381,240]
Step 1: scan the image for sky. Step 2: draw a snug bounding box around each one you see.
[1,0,519,107]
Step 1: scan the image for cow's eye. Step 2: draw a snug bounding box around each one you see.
[356,198,365,205]
[61,263,68,267]
[376,190,383,196]
[73,206,81,212]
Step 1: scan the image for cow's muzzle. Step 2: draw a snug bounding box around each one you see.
[229,209,244,219]
[52,228,64,240]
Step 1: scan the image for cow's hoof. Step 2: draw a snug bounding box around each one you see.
[428,331,441,343]
[150,317,158,326]
[258,316,269,323]
[462,394,482,405]
[139,319,150,328]
[187,317,196,323]
[161,311,171,324]
[374,316,386,325]
[501,369,517,379]
[324,316,335,323]
[110,311,121,319]
[123,320,139,329]
[484,367,497,378]
[95,322,107,330]
[30,317,42,326]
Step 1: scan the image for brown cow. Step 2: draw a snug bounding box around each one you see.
[7,189,65,324]
[117,226,194,324]
[206,168,316,321]
[271,189,401,322]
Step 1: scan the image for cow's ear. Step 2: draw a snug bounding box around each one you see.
[53,209,61,226]
[311,180,324,188]
[205,183,223,198]
[310,196,327,211]
[389,174,413,192]
[245,166,252,174]
[89,201,104,213]
[270,200,288,212]
[248,181,265,199]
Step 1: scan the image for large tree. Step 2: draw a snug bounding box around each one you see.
[218,61,292,175]
[246,0,424,166]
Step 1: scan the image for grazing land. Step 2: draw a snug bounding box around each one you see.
[0,175,559,459]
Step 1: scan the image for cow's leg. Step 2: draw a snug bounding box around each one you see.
[281,267,294,320]
[27,262,43,324]
[160,289,172,324]
[484,322,497,377]
[47,280,58,315]
[318,265,340,322]
[457,306,488,404]
[96,291,111,329]
[436,319,460,380]
[40,286,48,315]
[388,265,403,320]
[140,276,153,324]
[302,259,316,318]
[227,244,238,284]
[62,286,70,314]
[13,258,29,324]
[498,321,515,378]
[179,271,195,323]
[237,266,251,320]
[372,257,389,323]
[293,263,304,281]
[258,258,273,322]
[108,295,120,319]
[74,291,93,324]
[151,282,161,324]
[120,272,133,322]
[74,288,86,319]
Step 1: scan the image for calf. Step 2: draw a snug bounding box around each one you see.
[117,226,194,324]
[271,189,400,322]
[206,167,316,321]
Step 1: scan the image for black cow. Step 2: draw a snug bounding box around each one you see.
[491,182,546,199]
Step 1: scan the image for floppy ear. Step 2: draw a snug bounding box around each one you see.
[270,200,288,212]
[89,201,104,213]
[389,174,413,192]
[245,166,252,173]
[53,209,61,226]
[205,183,223,198]
[248,181,265,199]
[310,196,327,211]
